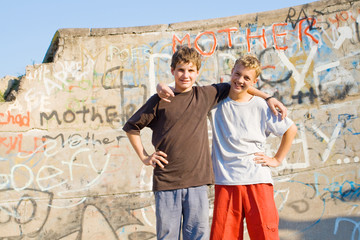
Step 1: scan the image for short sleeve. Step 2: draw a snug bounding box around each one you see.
[265,108,294,137]
[203,83,230,111]
[212,83,230,102]
[122,94,160,135]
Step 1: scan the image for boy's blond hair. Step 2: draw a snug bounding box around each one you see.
[171,46,202,71]
[234,54,262,78]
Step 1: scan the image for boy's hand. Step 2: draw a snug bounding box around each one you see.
[267,98,287,120]
[142,150,169,168]
[157,83,175,102]
[253,152,280,167]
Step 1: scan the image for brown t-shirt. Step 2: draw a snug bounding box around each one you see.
[122,83,230,191]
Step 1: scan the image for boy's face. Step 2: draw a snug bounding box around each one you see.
[230,64,258,94]
[171,62,199,93]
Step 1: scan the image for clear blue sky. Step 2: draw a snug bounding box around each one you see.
[0,0,315,78]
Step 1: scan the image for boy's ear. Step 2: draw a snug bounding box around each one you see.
[253,77,259,84]
[171,68,174,75]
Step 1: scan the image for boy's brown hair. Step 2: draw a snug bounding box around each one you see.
[234,54,262,78]
[171,46,202,71]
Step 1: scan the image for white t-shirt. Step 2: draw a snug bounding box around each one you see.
[209,96,294,185]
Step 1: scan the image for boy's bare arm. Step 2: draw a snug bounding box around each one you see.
[248,86,287,119]
[272,123,298,163]
[126,132,168,168]
[254,123,297,167]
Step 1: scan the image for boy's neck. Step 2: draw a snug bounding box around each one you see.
[229,91,253,102]
[174,86,193,93]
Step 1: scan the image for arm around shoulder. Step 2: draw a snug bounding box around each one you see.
[248,86,287,119]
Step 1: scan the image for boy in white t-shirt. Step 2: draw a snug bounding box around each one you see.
[209,54,297,240]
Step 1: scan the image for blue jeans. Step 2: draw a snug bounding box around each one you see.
[154,185,210,240]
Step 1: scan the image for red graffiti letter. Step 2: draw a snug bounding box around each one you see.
[6,136,19,154]
[0,113,7,125]
[299,18,319,44]
[273,23,288,50]
[218,28,238,48]
[194,31,217,56]
[172,34,191,53]
[246,28,267,52]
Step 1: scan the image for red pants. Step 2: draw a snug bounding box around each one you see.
[210,184,279,240]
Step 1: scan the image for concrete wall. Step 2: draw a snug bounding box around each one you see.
[0,0,359,239]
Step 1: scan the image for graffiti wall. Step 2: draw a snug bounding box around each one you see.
[0,0,359,239]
